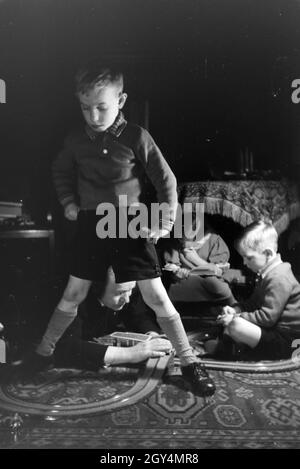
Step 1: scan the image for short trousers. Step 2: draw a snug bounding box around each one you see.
[242,327,298,361]
[68,210,162,283]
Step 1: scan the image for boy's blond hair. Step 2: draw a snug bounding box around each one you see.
[235,220,278,253]
[75,61,124,95]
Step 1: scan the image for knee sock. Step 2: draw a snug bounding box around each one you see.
[156,313,196,367]
[36,307,77,356]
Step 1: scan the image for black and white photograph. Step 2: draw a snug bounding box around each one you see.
[0,0,300,452]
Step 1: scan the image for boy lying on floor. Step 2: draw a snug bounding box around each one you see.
[1,268,171,379]
[206,220,300,361]
[54,268,172,370]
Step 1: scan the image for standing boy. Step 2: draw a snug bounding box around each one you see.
[27,61,215,395]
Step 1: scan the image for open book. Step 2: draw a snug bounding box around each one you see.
[163,262,229,277]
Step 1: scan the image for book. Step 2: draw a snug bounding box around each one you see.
[92,331,151,347]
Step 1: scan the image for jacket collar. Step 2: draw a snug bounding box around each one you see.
[260,253,282,279]
[85,112,127,141]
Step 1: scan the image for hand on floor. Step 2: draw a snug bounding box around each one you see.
[129,337,173,363]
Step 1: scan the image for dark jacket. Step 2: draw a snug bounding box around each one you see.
[55,288,160,371]
[52,113,177,222]
[240,261,300,334]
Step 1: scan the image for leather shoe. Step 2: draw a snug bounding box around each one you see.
[0,363,16,383]
[9,351,54,381]
[181,362,216,396]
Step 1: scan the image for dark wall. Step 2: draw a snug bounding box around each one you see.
[0,0,299,222]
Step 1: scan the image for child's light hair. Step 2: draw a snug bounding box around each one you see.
[235,220,278,254]
[75,61,124,96]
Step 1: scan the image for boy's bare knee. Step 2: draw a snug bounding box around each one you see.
[142,290,166,309]
[63,288,88,305]
[226,317,241,339]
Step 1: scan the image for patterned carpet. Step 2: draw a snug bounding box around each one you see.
[0,357,169,417]
[1,333,300,449]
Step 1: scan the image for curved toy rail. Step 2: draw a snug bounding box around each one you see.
[0,355,170,417]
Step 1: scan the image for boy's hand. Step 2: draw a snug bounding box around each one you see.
[222,305,236,315]
[129,337,172,363]
[217,306,236,326]
[163,263,189,280]
[216,262,230,272]
[175,267,190,280]
[214,265,223,277]
[141,226,169,243]
[217,312,235,326]
[163,262,180,273]
[64,203,79,221]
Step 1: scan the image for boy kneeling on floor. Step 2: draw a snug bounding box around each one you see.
[205,220,300,361]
